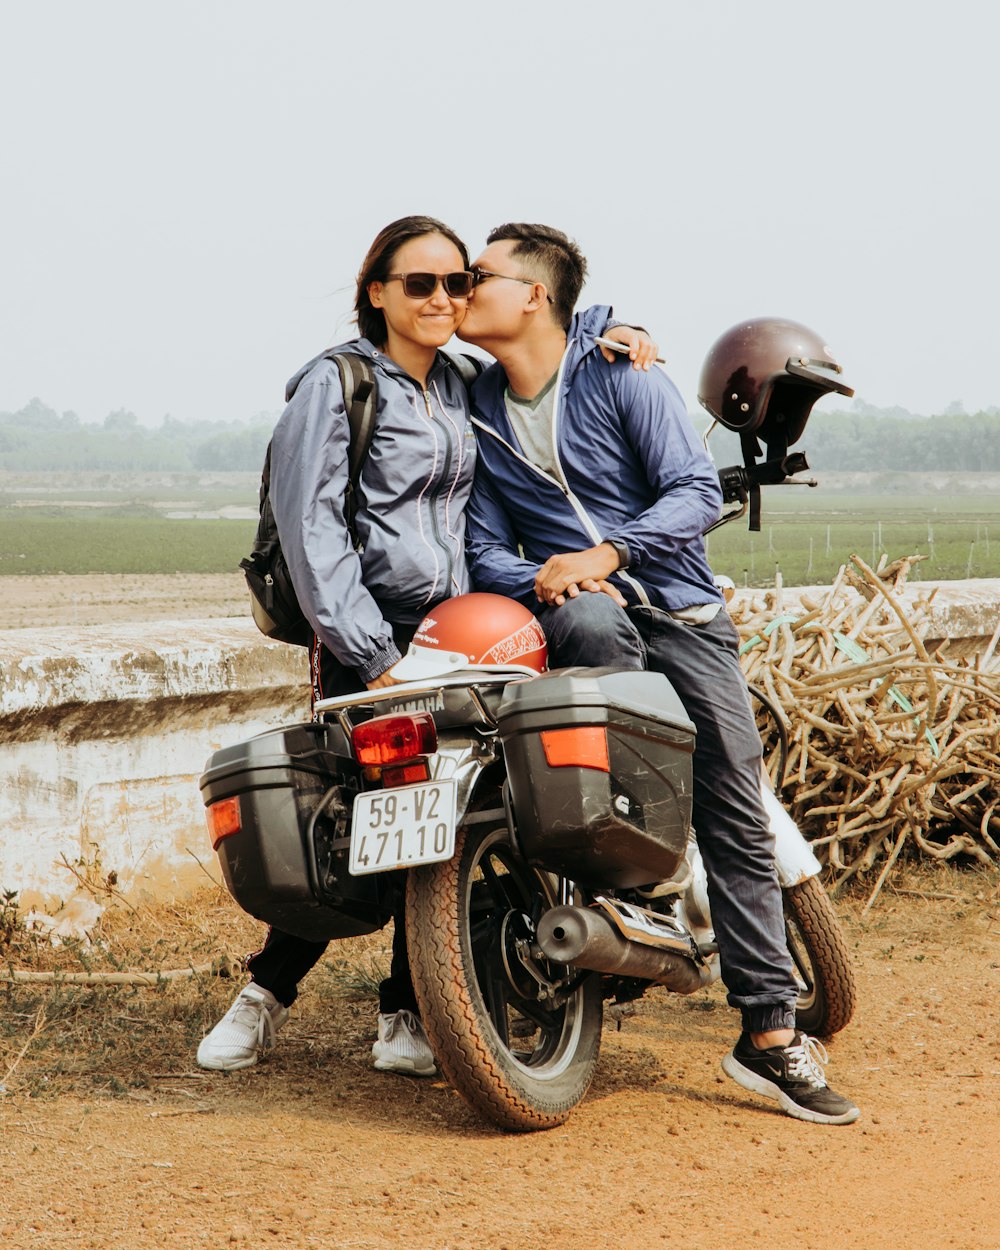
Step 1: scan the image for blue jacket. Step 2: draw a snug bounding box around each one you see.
[270,341,476,681]
[465,305,725,612]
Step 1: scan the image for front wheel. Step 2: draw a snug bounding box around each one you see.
[784,876,856,1037]
[406,819,603,1132]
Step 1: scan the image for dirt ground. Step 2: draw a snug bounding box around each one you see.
[2,878,998,1250]
[2,576,999,1250]
[1,572,249,630]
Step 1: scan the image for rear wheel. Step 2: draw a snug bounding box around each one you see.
[406,818,603,1132]
[784,876,856,1037]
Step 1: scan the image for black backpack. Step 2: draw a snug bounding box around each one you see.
[241,350,484,647]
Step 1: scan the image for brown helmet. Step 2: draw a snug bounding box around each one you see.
[698,318,853,454]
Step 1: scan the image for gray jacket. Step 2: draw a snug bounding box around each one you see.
[270,339,476,681]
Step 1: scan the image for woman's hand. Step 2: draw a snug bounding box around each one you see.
[599,326,660,371]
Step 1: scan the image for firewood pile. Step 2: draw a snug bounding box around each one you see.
[732,555,1000,892]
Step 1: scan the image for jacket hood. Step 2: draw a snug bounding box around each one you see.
[565,304,615,374]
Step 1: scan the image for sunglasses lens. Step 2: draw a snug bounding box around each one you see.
[402,273,437,298]
[399,273,472,298]
[444,271,474,297]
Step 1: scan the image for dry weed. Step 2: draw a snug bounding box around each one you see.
[0,885,313,1095]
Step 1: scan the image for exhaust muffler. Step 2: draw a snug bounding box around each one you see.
[535,901,710,994]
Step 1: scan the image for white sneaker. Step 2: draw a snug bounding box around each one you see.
[196,984,289,1071]
[371,1009,437,1077]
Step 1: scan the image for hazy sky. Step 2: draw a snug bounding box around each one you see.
[2,0,997,426]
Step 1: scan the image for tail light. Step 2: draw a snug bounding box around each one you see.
[351,712,437,767]
[206,796,241,848]
[540,727,610,773]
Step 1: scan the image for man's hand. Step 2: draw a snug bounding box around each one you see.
[534,544,626,607]
[599,326,660,371]
[367,670,400,690]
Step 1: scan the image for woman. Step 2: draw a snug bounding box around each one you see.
[196,215,655,1076]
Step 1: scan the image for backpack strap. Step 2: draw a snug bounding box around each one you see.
[324,351,378,542]
[444,351,486,390]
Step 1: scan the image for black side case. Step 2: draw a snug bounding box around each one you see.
[497,669,695,889]
[199,723,395,942]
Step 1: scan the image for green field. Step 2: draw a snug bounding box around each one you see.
[705,492,1000,586]
[0,508,255,575]
[1,481,999,584]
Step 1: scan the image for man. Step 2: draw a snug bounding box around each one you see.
[458,222,859,1126]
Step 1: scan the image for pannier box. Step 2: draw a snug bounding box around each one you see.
[497,668,695,889]
[199,722,395,942]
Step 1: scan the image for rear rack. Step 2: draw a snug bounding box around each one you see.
[313,670,534,737]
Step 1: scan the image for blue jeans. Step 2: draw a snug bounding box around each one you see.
[538,593,798,1034]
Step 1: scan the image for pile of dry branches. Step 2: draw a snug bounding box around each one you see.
[733,554,1000,891]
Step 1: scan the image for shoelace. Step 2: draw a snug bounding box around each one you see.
[382,1009,421,1042]
[229,992,279,1049]
[784,1034,830,1088]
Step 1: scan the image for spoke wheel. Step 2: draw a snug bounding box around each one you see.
[406,819,602,1132]
[784,877,856,1037]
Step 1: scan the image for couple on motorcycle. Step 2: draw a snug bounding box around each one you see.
[197,215,859,1127]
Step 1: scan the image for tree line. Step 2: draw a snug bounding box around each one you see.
[700,409,1000,473]
[0,399,275,472]
[2,397,999,474]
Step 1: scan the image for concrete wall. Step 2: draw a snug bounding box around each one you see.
[2,580,997,907]
[1,621,308,907]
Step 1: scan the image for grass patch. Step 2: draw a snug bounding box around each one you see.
[0,885,396,1097]
[314,952,389,1002]
[0,512,254,575]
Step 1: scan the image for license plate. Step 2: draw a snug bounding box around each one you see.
[349,780,457,876]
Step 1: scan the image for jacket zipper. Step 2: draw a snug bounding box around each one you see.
[421,387,455,598]
[472,347,651,607]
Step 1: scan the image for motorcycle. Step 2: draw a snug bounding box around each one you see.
[200,317,857,1131]
[200,649,854,1133]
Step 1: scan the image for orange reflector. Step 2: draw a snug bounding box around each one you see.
[540,727,610,772]
[207,796,241,848]
[382,761,432,788]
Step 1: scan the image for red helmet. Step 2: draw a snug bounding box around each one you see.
[698,318,853,452]
[390,593,547,682]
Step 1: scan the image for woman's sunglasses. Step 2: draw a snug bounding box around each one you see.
[384,271,475,299]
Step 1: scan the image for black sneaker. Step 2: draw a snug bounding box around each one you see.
[722,1030,860,1125]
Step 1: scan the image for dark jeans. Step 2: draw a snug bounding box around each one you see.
[538,594,798,1034]
[246,626,418,1015]
[246,903,415,1013]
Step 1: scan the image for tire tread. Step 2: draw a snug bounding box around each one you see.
[785,876,856,1037]
[406,825,600,1132]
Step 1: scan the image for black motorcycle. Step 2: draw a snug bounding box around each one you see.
[201,316,856,1130]
[201,658,853,1132]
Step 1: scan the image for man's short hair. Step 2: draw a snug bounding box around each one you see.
[485,223,587,332]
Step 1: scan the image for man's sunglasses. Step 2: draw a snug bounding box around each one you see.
[470,267,554,303]
[384,271,475,299]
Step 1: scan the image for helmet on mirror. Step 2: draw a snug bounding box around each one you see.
[698,318,854,454]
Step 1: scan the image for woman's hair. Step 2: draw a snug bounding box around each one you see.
[355,215,469,345]
[485,222,588,332]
